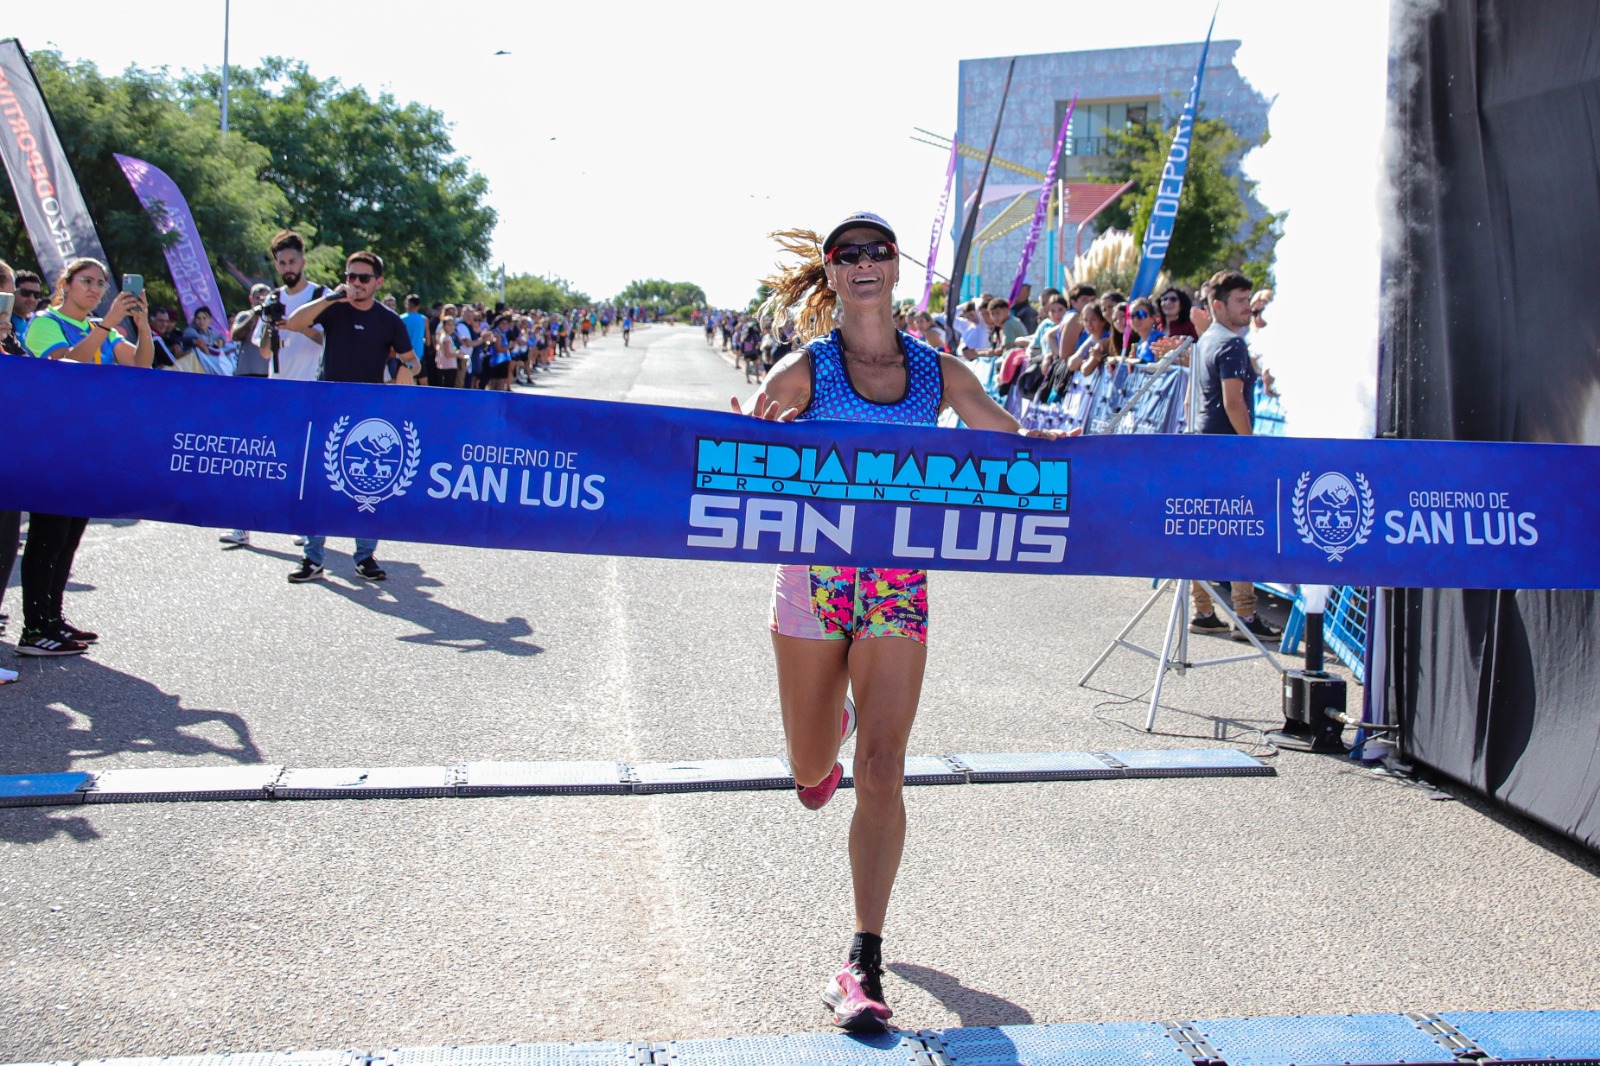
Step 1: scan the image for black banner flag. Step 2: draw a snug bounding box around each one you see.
[0,38,112,283]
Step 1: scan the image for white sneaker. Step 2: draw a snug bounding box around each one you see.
[219,530,250,546]
[292,535,307,546]
[0,665,18,685]
[842,696,857,744]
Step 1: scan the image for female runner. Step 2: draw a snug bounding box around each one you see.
[734,213,1063,1031]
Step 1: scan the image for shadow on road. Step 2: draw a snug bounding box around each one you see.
[222,545,544,657]
[0,656,262,844]
[889,961,1034,1027]
[313,557,543,657]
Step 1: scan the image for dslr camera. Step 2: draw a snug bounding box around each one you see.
[258,289,286,323]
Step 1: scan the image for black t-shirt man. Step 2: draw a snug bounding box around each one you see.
[283,251,418,385]
[318,301,414,383]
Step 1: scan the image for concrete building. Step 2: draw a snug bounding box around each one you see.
[952,41,1271,298]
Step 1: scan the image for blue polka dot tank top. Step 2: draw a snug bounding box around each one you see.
[798,329,944,427]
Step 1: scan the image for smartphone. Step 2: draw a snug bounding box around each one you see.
[122,274,144,297]
[0,292,13,317]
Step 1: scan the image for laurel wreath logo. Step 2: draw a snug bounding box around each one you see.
[324,415,350,495]
[394,422,421,497]
[322,416,421,514]
[1292,470,1376,563]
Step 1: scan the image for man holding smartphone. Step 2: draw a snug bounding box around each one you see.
[281,250,418,583]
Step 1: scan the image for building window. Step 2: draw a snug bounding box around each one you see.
[1057,99,1157,156]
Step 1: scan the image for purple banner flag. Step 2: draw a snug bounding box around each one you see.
[113,153,228,324]
[918,134,959,313]
[1009,93,1077,303]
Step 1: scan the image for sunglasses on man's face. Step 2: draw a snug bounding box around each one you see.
[15,289,41,299]
[345,271,376,284]
[825,240,897,266]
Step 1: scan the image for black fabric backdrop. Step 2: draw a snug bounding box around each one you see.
[1382,0,1600,850]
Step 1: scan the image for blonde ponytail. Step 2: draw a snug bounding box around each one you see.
[758,229,837,344]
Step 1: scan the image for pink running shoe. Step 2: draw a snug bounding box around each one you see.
[796,697,857,810]
[796,761,843,810]
[823,961,893,1031]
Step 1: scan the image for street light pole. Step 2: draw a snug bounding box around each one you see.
[220,0,231,133]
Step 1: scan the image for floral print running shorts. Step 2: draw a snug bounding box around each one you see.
[769,564,929,644]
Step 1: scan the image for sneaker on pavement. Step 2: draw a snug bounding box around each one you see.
[292,535,308,546]
[842,695,857,745]
[354,557,387,582]
[0,665,17,684]
[219,530,250,546]
[16,628,88,657]
[1188,612,1231,635]
[1233,614,1283,642]
[797,762,844,811]
[288,559,325,583]
[56,619,97,644]
[822,961,893,1032]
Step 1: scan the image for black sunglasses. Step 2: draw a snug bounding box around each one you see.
[15,289,42,298]
[1159,295,1179,303]
[825,240,897,266]
[345,271,376,283]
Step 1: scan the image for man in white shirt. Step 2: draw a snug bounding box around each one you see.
[220,230,327,548]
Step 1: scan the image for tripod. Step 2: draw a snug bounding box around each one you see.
[1077,578,1284,732]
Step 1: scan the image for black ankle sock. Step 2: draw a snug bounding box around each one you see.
[849,931,883,970]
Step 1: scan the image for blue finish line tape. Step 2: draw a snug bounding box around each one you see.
[13,1010,1599,1066]
[0,749,1272,808]
[2,358,1598,587]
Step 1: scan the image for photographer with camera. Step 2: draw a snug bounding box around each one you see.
[219,233,330,548]
[230,284,274,378]
[280,249,417,583]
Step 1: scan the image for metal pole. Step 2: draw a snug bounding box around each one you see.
[220,0,231,133]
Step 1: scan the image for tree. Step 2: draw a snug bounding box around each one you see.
[1094,115,1284,288]
[747,283,772,314]
[499,272,590,313]
[0,51,289,314]
[616,279,707,310]
[179,58,497,301]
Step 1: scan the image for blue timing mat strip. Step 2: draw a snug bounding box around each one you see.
[0,749,1272,808]
[18,1012,1600,1066]
[1,358,1596,587]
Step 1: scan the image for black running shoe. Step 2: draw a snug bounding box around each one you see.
[288,559,325,583]
[17,628,88,657]
[56,618,98,644]
[1233,614,1283,642]
[1189,612,1231,635]
[354,557,387,582]
[823,961,893,1032]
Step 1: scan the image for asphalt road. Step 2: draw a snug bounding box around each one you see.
[3,324,1597,1061]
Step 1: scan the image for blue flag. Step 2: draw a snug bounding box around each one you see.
[1129,12,1217,299]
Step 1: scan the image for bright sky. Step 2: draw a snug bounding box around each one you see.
[6,1,1390,438]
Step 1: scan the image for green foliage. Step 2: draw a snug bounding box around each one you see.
[500,272,590,313]
[179,58,496,301]
[747,283,772,314]
[0,51,289,312]
[928,280,948,314]
[673,305,698,321]
[617,278,707,310]
[0,51,495,314]
[1093,116,1284,289]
